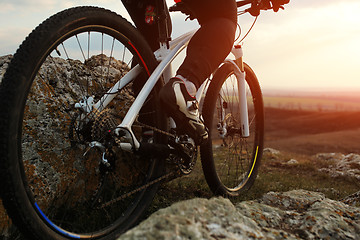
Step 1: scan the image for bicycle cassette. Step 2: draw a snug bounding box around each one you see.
[91,109,119,141]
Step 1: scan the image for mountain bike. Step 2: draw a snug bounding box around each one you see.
[0,0,287,239]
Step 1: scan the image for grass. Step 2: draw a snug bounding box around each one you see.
[147,149,360,216]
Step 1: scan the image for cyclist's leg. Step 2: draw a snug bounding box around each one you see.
[176,18,237,88]
[159,0,237,144]
[176,0,237,87]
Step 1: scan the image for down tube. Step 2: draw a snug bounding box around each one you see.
[117,36,191,148]
[94,65,142,112]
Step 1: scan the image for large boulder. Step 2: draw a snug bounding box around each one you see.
[119,190,360,240]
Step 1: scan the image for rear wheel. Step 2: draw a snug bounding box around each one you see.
[0,7,165,239]
[201,62,264,197]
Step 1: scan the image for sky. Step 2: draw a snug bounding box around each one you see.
[0,0,360,92]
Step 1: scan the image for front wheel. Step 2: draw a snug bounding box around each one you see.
[201,62,264,197]
[0,7,165,239]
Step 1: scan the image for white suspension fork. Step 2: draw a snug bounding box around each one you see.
[237,68,250,137]
[227,45,250,137]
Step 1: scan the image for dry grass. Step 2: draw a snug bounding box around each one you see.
[147,149,359,217]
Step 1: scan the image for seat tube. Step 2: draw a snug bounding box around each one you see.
[155,0,172,81]
[157,43,173,82]
[233,45,250,137]
[157,43,176,129]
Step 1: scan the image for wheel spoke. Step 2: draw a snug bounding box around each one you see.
[5,8,164,237]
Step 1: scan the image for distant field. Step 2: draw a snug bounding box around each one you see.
[263,95,360,112]
[264,107,360,155]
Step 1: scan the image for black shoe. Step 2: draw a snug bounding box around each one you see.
[159,77,208,145]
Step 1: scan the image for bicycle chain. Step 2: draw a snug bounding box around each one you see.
[97,170,176,209]
[135,120,176,138]
[94,120,178,209]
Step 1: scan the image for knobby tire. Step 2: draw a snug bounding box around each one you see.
[0,7,165,239]
[201,62,264,197]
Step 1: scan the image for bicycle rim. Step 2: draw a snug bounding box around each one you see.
[0,7,163,239]
[201,62,264,196]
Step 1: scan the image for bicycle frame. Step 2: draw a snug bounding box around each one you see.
[87,6,251,152]
[0,1,268,237]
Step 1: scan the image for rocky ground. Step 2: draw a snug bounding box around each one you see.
[117,150,360,240]
[316,153,360,181]
[118,190,360,240]
[0,55,11,82]
[1,54,359,239]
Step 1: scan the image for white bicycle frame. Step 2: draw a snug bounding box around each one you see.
[85,29,250,151]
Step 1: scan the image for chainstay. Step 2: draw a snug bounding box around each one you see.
[135,120,175,138]
[97,121,176,209]
[97,170,176,209]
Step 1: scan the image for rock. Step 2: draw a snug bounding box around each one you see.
[263,148,281,160]
[118,190,360,240]
[315,153,345,162]
[0,55,12,83]
[264,148,281,155]
[342,190,360,207]
[318,153,360,180]
[119,197,274,240]
[286,159,298,165]
[0,54,132,236]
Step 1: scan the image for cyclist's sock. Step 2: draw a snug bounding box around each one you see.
[175,74,197,97]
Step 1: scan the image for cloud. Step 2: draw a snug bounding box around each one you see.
[0,27,32,55]
[0,0,127,14]
[288,0,359,9]
[241,0,360,89]
[0,0,130,55]
[0,0,58,12]
[246,1,360,57]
